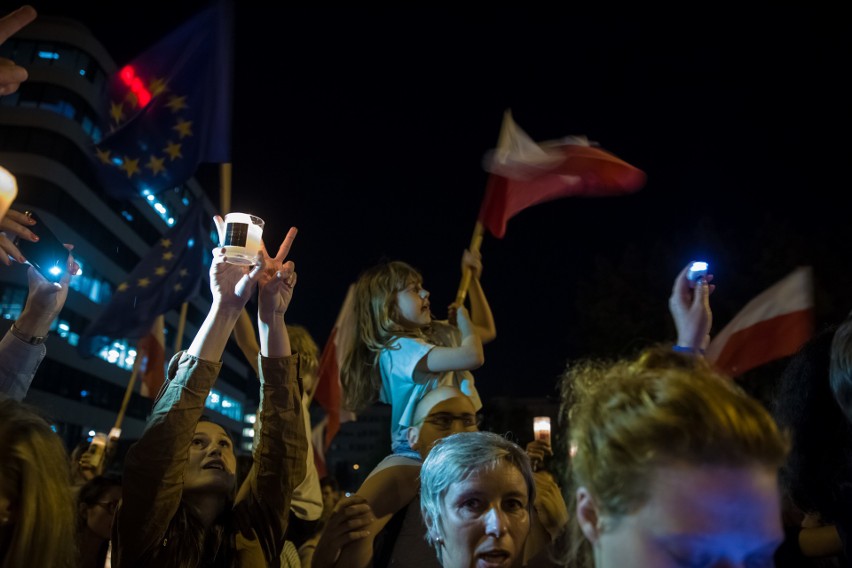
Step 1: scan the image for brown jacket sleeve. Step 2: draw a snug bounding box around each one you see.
[112,352,222,566]
[233,353,307,563]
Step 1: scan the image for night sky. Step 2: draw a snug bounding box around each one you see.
[22,3,852,402]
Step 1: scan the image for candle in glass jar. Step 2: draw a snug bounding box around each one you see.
[533,416,551,444]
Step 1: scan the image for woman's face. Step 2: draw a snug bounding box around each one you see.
[183,422,236,494]
[588,464,782,568]
[86,485,122,540]
[436,460,530,568]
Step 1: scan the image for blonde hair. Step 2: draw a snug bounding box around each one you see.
[0,398,77,568]
[341,260,427,412]
[560,346,789,568]
[287,324,319,378]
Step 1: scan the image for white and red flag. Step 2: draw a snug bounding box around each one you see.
[478,110,647,238]
[137,314,166,398]
[312,285,358,474]
[706,266,815,378]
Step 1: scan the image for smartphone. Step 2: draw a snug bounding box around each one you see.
[686,261,709,286]
[12,212,69,282]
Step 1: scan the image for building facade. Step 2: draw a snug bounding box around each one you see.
[0,15,255,452]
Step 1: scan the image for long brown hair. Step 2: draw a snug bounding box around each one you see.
[0,398,77,568]
[341,260,428,412]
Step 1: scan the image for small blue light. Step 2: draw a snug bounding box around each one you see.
[49,266,62,276]
[187,238,195,247]
[37,51,59,60]
[121,210,134,222]
[111,157,122,166]
[182,197,190,206]
[80,390,89,397]
[50,424,58,432]
[167,218,175,226]
[79,69,86,76]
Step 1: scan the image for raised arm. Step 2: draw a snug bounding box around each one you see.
[0,6,36,97]
[115,234,264,561]
[417,305,484,373]
[234,228,307,559]
[0,252,77,399]
[460,249,496,343]
[668,261,715,354]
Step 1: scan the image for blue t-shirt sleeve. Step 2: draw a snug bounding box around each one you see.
[379,337,434,405]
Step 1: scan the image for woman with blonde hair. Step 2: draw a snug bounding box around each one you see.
[0,398,77,568]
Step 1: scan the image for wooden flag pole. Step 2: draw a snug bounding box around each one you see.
[454,221,485,306]
[113,348,142,435]
[173,302,188,354]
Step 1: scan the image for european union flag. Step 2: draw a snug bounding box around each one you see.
[78,203,209,357]
[91,1,232,200]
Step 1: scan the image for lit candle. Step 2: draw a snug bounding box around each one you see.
[533,416,551,444]
[0,166,18,221]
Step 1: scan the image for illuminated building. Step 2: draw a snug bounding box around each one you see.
[0,15,255,450]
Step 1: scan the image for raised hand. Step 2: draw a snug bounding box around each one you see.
[0,6,37,96]
[461,248,483,280]
[15,245,78,337]
[257,227,298,321]
[0,209,38,265]
[668,261,715,352]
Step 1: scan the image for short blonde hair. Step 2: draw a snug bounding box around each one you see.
[560,346,789,567]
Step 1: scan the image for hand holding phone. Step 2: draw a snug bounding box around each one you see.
[686,261,709,287]
[11,211,71,282]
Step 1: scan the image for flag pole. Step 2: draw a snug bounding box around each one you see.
[173,302,188,353]
[113,347,143,435]
[454,221,484,306]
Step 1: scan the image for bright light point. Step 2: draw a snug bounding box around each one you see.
[147,194,155,201]
[111,157,122,166]
[222,400,232,408]
[142,189,151,196]
[80,390,89,397]
[88,429,96,437]
[242,428,255,438]
[345,492,352,497]
[353,464,360,470]
[79,69,86,76]
[245,414,257,424]
[38,51,59,60]
[58,323,70,331]
[154,203,166,214]
[49,266,62,276]
[128,349,137,357]
[187,238,194,247]
[167,218,175,226]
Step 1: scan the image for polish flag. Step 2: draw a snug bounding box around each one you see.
[706,267,814,378]
[138,314,166,398]
[313,285,357,466]
[478,109,647,238]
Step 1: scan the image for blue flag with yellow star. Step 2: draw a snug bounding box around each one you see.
[91,1,232,199]
[77,202,208,357]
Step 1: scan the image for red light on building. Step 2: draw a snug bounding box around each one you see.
[118,65,151,107]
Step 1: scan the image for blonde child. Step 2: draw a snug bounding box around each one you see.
[333,249,495,567]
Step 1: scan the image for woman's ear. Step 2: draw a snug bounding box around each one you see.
[576,487,601,543]
[423,512,443,546]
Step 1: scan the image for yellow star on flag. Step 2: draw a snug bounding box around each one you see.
[137,277,151,287]
[146,155,166,175]
[163,141,182,161]
[95,147,112,165]
[149,77,168,98]
[166,95,188,112]
[174,283,183,292]
[179,268,189,277]
[154,266,167,276]
[110,101,125,124]
[160,238,172,248]
[173,118,193,139]
[162,251,174,261]
[119,157,140,178]
[117,282,129,292]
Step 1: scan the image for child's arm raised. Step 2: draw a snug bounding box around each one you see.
[462,249,497,343]
[417,305,484,373]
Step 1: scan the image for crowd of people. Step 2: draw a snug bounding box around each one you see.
[3,4,852,568]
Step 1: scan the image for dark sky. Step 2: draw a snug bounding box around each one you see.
[25,3,852,402]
